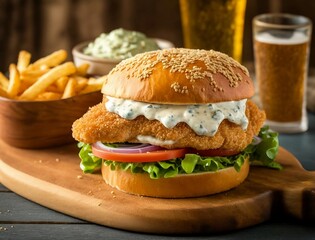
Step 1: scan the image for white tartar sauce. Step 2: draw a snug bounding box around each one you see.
[105,97,248,136]
[137,135,175,145]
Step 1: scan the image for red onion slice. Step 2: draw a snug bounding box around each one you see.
[252,136,262,145]
[93,141,164,153]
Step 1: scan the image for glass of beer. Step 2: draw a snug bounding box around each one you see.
[179,0,247,63]
[253,14,312,133]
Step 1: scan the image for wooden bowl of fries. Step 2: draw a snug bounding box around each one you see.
[0,92,101,149]
[0,50,104,148]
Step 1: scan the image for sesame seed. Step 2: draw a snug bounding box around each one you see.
[110,48,249,92]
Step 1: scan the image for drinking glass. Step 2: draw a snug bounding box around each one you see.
[253,13,312,133]
[179,0,247,63]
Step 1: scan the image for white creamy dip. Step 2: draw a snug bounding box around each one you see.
[255,31,308,45]
[105,97,248,136]
[137,135,175,145]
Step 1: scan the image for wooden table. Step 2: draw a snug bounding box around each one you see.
[1,113,315,240]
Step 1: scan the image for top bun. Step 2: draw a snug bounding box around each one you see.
[102,48,254,104]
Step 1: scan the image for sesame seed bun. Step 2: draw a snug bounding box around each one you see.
[74,48,261,199]
[102,48,254,104]
[102,157,250,198]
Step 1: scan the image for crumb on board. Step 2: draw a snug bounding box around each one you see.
[111,190,116,198]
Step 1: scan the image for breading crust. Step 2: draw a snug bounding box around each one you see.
[72,100,265,151]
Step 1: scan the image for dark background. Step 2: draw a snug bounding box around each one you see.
[0,0,314,72]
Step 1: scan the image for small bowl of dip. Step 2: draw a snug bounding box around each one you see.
[72,28,174,76]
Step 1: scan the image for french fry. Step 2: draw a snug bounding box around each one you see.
[20,68,49,79]
[28,49,67,70]
[0,86,8,98]
[79,75,106,94]
[76,63,90,76]
[20,78,61,97]
[18,79,33,95]
[55,76,69,92]
[87,76,107,85]
[17,50,31,72]
[80,81,102,94]
[3,49,103,101]
[35,92,62,101]
[72,76,88,92]
[46,85,62,93]
[19,77,38,90]
[19,62,76,100]
[7,64,20,98]
[19,70,49,88]
[0,72,9,90]
[39,65,49,70]
[62,77,77,99]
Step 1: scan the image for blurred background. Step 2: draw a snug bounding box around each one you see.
[0,0,314,72]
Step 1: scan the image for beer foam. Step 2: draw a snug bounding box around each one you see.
[255,31,308,45]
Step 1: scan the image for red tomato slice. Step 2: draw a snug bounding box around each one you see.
[92,145,187,162]
[189,148,240,157]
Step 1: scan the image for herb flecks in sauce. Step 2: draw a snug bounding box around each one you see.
[105,97,248,137]
[83,28,160,60]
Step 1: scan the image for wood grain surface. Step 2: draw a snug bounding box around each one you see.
[0,92,102,149]
[0,140,314,234]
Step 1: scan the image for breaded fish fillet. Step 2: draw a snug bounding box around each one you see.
[72,100,265,151]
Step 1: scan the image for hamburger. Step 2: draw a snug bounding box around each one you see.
[72,48,280,198]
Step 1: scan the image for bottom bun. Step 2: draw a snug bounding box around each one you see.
[101,158,249,198]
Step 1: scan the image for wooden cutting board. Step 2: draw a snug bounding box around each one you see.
[0,139,314,234]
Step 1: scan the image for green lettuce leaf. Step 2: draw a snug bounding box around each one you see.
[78,142,102,173]
[77,126,282,179]
[244,126,282,170]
